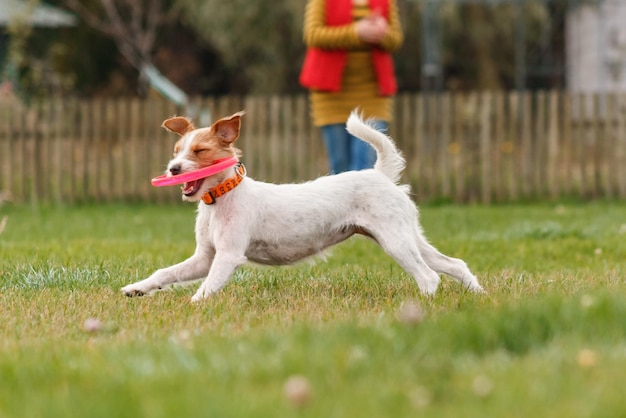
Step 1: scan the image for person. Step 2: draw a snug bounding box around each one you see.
[299,0,404,174]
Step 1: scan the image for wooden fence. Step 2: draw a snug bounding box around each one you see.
[1,91,625,205]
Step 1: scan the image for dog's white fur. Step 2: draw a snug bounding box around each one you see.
[121,111,483,302]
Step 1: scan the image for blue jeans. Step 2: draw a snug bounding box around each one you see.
[320,120,388,174]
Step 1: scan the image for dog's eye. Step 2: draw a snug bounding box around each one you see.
[193,148,210,154]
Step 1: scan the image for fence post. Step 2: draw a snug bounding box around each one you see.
[0,102,10,201]
[534,91,546,198]
[505,91,519,201]
[492,91,505,202]
[547,90,560,200]
[561,92,573,197]
[618,94,626,198]
[520,91,532,198]
[451,92,464,203]
[480,91,492,204]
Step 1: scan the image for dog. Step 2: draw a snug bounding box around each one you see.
[121,110,483,302]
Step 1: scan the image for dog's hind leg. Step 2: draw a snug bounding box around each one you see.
[414,233,484,292]
[368,229,441,295]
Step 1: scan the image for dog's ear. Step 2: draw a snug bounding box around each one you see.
[211,111,245,144]
[162,117,195,136]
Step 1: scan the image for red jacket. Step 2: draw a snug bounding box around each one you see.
[299,0,397,96]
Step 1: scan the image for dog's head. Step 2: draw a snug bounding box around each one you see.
[162,111,244,202]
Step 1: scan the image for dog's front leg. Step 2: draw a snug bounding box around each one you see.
[190,252,247,302]
[121,249,214,297]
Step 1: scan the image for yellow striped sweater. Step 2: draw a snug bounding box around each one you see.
[302,0,403,126]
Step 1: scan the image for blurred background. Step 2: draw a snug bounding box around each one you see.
[5,0,626,97]
[1,0,626,204]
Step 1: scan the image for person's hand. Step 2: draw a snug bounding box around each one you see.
[355,11,388,44]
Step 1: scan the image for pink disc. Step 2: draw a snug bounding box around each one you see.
[151,156,239,187]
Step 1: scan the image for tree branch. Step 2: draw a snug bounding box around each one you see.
[63,0,160,70]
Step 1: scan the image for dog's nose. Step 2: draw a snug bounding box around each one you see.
[169,164,182,175]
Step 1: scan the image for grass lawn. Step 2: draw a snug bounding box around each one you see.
[0,201,625,418]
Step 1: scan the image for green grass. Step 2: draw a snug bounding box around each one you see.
[1,202,625,418]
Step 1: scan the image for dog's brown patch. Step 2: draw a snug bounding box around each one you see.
[162,116,195,136]
[162,111,245,168]
[173,138,185,156]
[188,129,234,167]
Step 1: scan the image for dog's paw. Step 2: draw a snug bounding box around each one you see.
[418,276,440,296]
[190,292,209,303]
[121,284,147,297]
[468,284,486,294]
[190,286,216,303]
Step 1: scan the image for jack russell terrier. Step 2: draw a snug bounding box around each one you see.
[121,110,483,302]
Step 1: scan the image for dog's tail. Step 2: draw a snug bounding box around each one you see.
[346,110,406,184]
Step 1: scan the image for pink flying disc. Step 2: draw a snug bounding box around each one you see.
[151,156,239,187]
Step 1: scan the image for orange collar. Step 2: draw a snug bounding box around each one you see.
[201,163,246,205]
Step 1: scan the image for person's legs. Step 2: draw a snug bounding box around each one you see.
[348,119,388,171]
[321,123,351,174]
